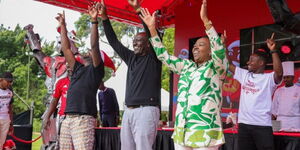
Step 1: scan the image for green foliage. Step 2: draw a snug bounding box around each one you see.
[161,28,175,91]
[0,24,52,119]
[74,14,91,39]
[74,14,139,81]
[33,118,42,132]
[74,14,138,40]
[161,111,169,122]
[111,21,138,39]
[103,67,113,82]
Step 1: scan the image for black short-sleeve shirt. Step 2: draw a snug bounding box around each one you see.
[64,61,104,117]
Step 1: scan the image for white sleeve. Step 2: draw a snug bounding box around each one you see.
[233,67,248,83]
[268,72,278,89]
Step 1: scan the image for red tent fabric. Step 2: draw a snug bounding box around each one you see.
[35,0,300,31]
[35,0,181,28]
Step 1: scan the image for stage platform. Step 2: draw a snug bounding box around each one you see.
[95,127,300,150]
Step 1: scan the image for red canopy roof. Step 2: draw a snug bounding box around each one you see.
[35,0,300,30]
[35,0,181,28]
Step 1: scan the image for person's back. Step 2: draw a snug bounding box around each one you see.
[98,82,120,127]
[98,87,119,115]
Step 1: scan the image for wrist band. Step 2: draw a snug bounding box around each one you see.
[270,50,278,54]
[135,7,141,13]
[91,21,98,24]
[204,20,212,28]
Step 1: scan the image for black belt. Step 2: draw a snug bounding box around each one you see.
[127,105,158,109]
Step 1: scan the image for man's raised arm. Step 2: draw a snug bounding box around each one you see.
[89,2,103,67]
[56,11,76,69]
[267,33,283,84]
[100,0,132,63]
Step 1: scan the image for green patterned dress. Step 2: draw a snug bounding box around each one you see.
[150,27,228,148]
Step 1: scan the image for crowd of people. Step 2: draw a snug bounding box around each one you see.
[1,0,300,150]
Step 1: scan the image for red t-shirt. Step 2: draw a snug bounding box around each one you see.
[53,77,70,116]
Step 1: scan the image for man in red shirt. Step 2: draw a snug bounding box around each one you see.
[42,65,71,144]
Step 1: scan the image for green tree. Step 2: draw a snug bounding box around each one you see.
[75,14,139,40]
[74,13,140,81]
[161,28,175,91]
[0,24,54,118]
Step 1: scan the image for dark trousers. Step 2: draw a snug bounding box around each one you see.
[101,114,117,127]
[238,123,274,150]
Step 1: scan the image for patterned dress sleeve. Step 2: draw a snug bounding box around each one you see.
[150,35,188,74]
[206,27,228,78]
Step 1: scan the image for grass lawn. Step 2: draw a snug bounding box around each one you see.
[32,132,42,150]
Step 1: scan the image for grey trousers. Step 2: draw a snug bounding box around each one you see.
[121,106,160,150]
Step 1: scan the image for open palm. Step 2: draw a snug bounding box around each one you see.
[55,11,66,26]
[200,0,208,21]
[140,8,156,29]
[88,3,99,19]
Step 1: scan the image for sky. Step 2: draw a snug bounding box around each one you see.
[0,0,133,57]
[0,0,81,42]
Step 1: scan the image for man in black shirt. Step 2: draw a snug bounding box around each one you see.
[55,3,104,150]
[99,0,162,149]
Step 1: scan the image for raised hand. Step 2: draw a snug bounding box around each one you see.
[200,0,208,22]
[266,33,276,51]
[221,30,227,44]
[99,0,108,20]
[139,8,156,29]
[88,2,100,21]
[55,11,66,26]
[128,0,140,11]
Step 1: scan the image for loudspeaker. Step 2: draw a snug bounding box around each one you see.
[266,0,300,34]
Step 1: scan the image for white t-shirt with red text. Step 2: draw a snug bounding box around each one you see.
[234,67,277,126]
[0,89,13,120]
